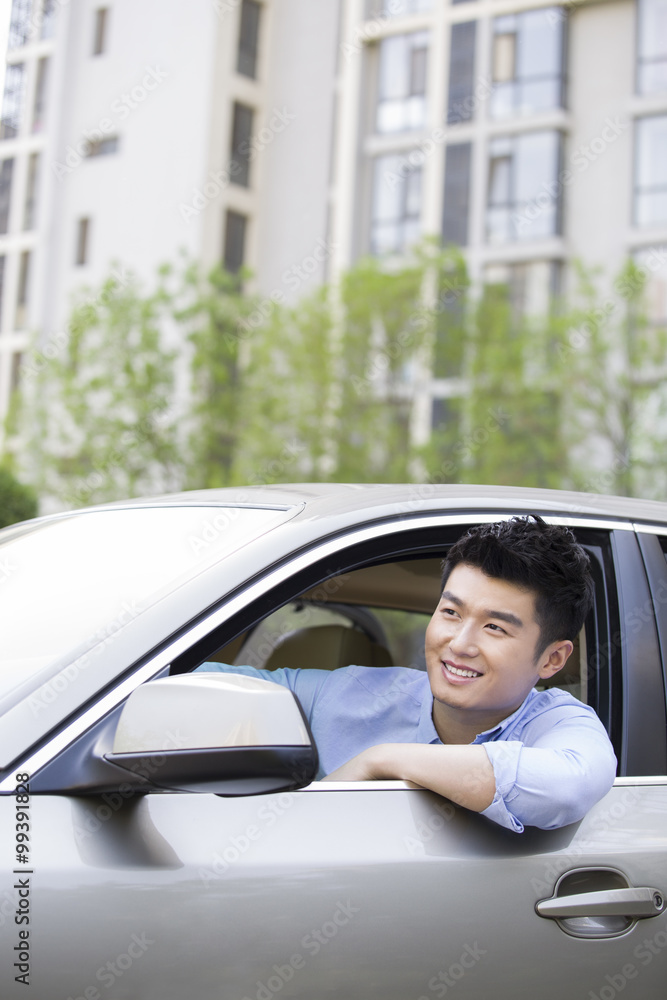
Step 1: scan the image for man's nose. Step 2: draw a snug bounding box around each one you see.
[448,621,479,657]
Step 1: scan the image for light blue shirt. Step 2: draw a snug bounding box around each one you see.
[198,662,617,833]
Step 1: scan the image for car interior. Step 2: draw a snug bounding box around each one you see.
[204,555,588,703]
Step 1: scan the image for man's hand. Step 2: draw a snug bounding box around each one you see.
[322,748,380,782]
[323,743,496,813]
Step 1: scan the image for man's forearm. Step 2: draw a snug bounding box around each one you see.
[323,743,496,812]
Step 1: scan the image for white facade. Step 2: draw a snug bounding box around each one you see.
[0,0,339,422]
[0,0,220,416]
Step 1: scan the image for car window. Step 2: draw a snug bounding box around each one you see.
[0,504,293,709]
[223,601,432,672]
[234,603,363,669]
[372,607,431,669]
[196,532,617,724]
[27,516,626,797]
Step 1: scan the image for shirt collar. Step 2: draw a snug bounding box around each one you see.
[471,687,539,742]
[418,685,540,745]
[418,686,441,744]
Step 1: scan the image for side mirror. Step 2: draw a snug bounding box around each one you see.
[105,672,318,796]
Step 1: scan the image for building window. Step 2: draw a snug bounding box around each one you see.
[376,32,428,133]
[230,102,254,188]
[237,0,261,79]
[635,115,667,228]
[491,9,565,119]
[0,255,6,330]
[486,131,562,244]
[637,0,667,94]
[0,63,27,140]
[15,250,30,329]
[431,396,463,434]
[632,246,667,324]
[0,159,15,234]
[23,153,39,230]
[483,260,561,318]
[39,0,57,41]
[8,0,31,49]
[370,153,421,255]
[11,352,23,392]
[224,210,247,274]
[443,143,471,246]
[447,22,477,125]
[84,136,119,157]
[93,8,109,56]
[366,0,433,15]
[75,218,90,266]
[32,58,49,133]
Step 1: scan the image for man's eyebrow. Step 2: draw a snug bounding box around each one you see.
[483,609,524,629]
[440,590,524,629]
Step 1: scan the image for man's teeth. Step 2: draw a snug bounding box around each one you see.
[446,664,481,678]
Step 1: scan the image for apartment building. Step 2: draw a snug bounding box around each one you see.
[0,0,665,441]
[0,0,338,421]
[328,0,667,440]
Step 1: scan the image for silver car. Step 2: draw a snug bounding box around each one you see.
[1,484,666,999]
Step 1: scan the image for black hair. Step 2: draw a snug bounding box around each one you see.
[440,515,594,656]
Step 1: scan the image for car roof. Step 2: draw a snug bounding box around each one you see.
[6,484,667,542]
[71,482,667,527]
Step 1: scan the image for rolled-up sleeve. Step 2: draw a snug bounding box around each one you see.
[480,714,618,833]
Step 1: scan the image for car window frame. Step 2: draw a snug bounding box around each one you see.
[609,528,667,775]
[634,528,667,769]
[6,511,644,795]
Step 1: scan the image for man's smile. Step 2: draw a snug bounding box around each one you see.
[442,660,483,682]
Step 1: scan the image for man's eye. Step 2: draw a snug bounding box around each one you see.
[487,623,506,633]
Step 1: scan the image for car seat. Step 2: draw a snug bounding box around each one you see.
[264,624,393,671]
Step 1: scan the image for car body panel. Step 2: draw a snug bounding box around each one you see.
[1,782,667,999]
[88,481,667,526]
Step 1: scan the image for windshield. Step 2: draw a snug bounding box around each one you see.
[0,504,292,707]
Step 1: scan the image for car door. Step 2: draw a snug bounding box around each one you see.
[1,512,666,1000]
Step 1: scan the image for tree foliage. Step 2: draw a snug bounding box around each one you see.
[462,281,570,489]
[5,268,181,507]
[4,243,667,510]
[0,466,37,528]
[564,260,667,499]
[172,260,255,489]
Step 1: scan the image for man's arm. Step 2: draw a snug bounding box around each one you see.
[323,712,617,833]
[323,743,496,812]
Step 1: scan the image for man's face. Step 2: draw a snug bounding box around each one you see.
[425,562,567,731]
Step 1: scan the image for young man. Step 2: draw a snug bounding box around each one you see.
[200,516,617,832]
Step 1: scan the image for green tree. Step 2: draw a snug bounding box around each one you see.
[172,260,257,488]
[421,262,572,489]
[0,466,38,528]
[335,252,426,481]
[462,281,570,489]
[6,267,182,508]
[235,241,470,486]
[8,243,666,510]
[231,283,334,485]
[564,260,667,499]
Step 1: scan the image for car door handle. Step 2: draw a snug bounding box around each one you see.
[537,887,665,920]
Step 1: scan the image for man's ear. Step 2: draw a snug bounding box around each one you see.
[537,639,573,679]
